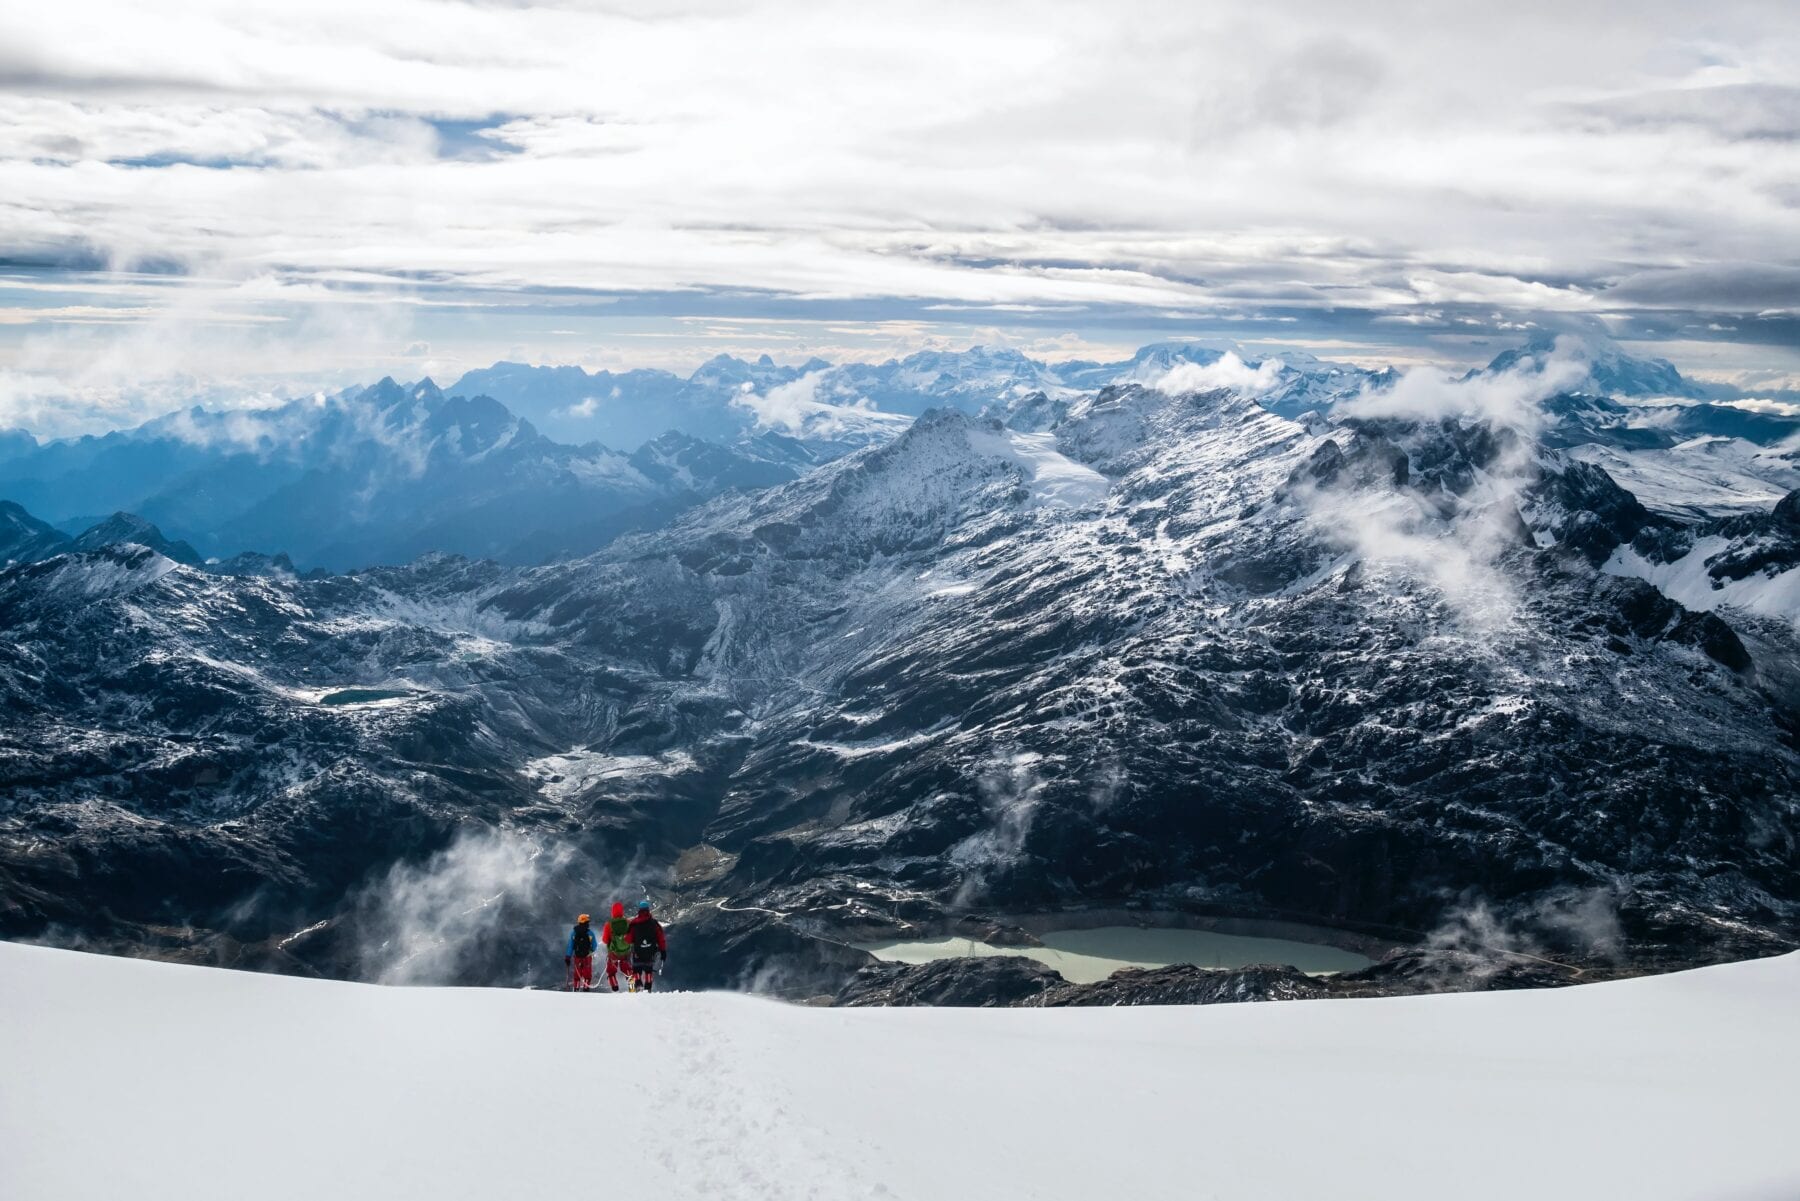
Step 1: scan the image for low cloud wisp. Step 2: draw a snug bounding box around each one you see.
[1294,340,1591,629]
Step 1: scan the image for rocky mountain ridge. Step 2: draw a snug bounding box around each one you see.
[3,367,1795,997]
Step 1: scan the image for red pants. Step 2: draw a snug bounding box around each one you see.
[570,956,594,991]
[605,954,630,990]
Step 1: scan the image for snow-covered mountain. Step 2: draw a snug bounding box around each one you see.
[1607,491,1800,630]
[1484,331,1709,400]
[66,511,204,566]
[1527,383,1800,521]
[1567,436,1800,519]
[811,345,1079,416]
[4,940,1797,1201]
[4,363,1796,994]
[1064,342,1394,418]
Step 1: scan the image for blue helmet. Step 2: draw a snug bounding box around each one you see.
[637,899,651,911]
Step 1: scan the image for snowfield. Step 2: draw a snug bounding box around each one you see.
[1606,538,1800,627]
[3,943,1797,1201]
[966,426,1110,510]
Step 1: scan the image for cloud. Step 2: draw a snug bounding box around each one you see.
[0,1,1797,416]
[353,826,573,987]
[1606,264,1800,314]
[1427,887,1626,966]
[1295,341,1594,627]
[0,274,419,434]
[1143,351,1285,396]
[1719,396,1800,417]
[949,750,1047,908]
[736,372,829,433]
[1564,82,1800,142]
[1305,473,1529,631]
[732,370,910,441]
[1190,34,1387,139]
[1340,335,1590,433]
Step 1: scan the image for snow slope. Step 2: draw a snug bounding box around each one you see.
[1568,438,1800,519]
[966,426,1109,509]
[1607,537,1800,627]
[3,942,1796,1201]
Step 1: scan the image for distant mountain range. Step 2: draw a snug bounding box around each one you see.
[0,378,827,571]
[1,337,1794,573]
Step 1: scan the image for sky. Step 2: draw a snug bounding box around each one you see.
[2,0,1798,435]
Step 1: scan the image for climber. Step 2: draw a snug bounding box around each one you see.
[601,901,634,992]
[627,899,667,992]
[564,913,597,991]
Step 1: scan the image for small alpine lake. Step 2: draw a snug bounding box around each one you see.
[317,688,416,707]
[855,925,1375,984]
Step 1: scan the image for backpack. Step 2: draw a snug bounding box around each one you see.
[571,924,594,958]
[631,917,662,962]
[604,917,632,955]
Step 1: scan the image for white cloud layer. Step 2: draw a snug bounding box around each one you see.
[1305,342,1594,627]
[1342,337,1592,433]
[1144,352,1286,396]
[0,1,1797,428]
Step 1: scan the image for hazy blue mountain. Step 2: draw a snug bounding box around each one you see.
[445,362,687,445]
[448,353,832,448]
[67,512,204,566]
[0,500,68,564]
[0,501,215,568]
[451,347,1072,447]
[0,378,818,571]
[0,429,37,466]
[0,421,255,527]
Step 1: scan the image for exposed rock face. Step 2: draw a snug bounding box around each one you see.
[837,957,1068,1007]
[831,951,1583,1009]
[1046,964,1328,1006]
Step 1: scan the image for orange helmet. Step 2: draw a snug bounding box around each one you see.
[576,913,591,924]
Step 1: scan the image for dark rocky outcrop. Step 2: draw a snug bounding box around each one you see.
[837,956,1066,1007]
[0,499,69,564]
[833,951,1578,1009]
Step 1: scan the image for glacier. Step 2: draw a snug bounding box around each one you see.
[2,939,1796,1201]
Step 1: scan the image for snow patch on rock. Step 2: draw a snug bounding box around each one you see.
[1606,538,1800,626]
[524,749,699,799]
[966,427,1108,510]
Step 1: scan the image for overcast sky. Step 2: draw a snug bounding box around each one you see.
[3,0,1798,434]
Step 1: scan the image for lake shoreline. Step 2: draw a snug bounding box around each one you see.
[856,924,1378,984]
